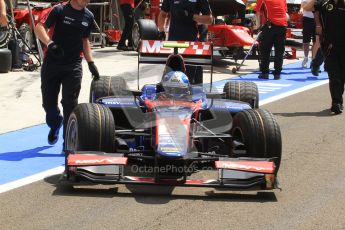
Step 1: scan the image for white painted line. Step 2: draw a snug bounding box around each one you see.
[260,79,329,106]
[0,166,64,194]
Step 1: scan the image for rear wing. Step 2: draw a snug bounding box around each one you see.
[137,40,214,90]
[138,40,213,66]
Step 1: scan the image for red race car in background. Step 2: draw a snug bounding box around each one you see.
[132,0,255,59]
[13,1,55,50]
[131,0,300,68]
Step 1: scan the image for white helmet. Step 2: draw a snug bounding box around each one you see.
[162,71,189,85]
[161,71,190,98]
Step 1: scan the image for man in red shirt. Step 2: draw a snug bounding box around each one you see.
[254,0,287,80]
[117,0,134,51]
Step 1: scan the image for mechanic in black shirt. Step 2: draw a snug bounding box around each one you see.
[158,0,212,84]
[35,0,100,146]
[306,0,345,114]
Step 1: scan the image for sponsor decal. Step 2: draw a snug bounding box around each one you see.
[68,154,127,166]
[140,40,211,55]
[64,16,75,21]
[75,159,118,164]
[160,147,179,152]
[326,4,334,11]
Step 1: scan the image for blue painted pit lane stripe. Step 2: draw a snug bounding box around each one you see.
[0,61,328,193]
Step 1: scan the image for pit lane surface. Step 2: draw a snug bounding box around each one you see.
[1,49,345,229]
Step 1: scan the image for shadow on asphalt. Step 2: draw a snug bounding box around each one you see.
[0,146,61,161]
[45,175,278,203]
[274,109,333,117]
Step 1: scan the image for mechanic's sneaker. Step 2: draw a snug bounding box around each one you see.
[48,116,63,145]
[258,73,269,79]
[302,57,308,68]
[330,103,343,115]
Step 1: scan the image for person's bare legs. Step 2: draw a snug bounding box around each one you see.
[311,35,320,59]
[302,42,310,68]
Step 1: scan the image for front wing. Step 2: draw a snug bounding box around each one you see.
[61,152,279,191]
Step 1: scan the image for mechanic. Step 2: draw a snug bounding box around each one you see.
[305,0,345,114]
[157,0,213,85]
[301,0,319,68]
[254,0,288,80]
[0,0,8,26]
[117,0,134,51]
[34,0,100,146]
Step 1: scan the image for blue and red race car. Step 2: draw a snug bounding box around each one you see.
[60,41,282,191]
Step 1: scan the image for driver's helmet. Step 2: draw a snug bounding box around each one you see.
[162,71,189,85]
[161,71,190,98]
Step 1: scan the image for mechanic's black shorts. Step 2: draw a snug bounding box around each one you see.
[302,17,316,43]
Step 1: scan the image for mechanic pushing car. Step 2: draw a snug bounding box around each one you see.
[157,0,212,84]
[304,0,345,114]
[34,0,100,146]
[254,0,288,80]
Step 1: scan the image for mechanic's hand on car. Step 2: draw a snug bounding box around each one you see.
[88,61,100,80]
[47,41,64,59]
[158,31,166,40]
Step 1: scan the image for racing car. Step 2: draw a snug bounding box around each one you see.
[60,41,282,191]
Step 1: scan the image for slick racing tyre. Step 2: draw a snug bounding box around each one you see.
[231,108,282,173]
[0,48,12,73]
[65,103,115,152]
[0,26,11,49]
[132,19,159,51]
[89,76,144,130]
[89,76,131,102]
[223,81,259,108]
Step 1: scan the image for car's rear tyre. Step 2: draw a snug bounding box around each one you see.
[0,48,12,73]
[65,103,115,153]
[231,108,282,172]
[223,81,259,108]
[89,76,130,102]
[132,19,159,51]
